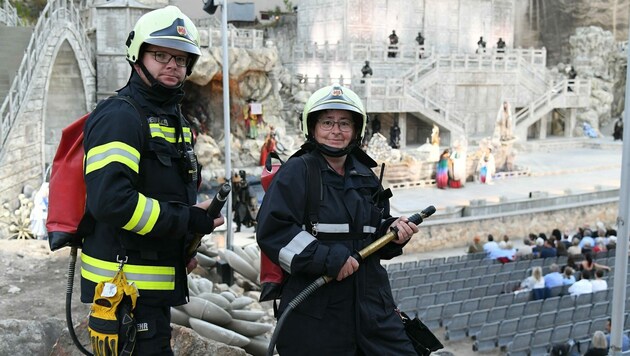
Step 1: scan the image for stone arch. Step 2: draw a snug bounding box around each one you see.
[40,23,96,174]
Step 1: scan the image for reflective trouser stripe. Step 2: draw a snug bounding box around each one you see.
[81,253,175,290]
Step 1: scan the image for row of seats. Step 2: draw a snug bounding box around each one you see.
[385,249,616,273]
[504,315,630,356]
[388,254,617,285]
[468,302,615,352]
[391,268,528,293]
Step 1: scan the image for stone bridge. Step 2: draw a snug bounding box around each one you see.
[0,0,95,202]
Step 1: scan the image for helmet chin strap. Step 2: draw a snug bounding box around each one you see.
[310,140,359,158]
[137,61,184,90]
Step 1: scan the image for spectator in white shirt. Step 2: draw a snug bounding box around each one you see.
[590,269,608,293]
[569,269,593,296]
[483,234,499,256]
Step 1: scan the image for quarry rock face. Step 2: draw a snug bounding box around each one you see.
[532,0,629,65]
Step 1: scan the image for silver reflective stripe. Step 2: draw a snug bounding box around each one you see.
[279,231,316,272]
[81,263,175,283]
[86,148,139,168]
[363,226,377,233]
[315,223,350,233]
[130,198,156,234]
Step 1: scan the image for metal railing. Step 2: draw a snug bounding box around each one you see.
[0,0,23,26]
[0,0,94,151]
[194,18,264,49]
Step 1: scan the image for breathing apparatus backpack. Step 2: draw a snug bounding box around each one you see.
[46,95,147,356]
[46,95,147,251]
[258,150,321,302]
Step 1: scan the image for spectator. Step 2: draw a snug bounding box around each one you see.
[567,237,582,256]
[579,229,595,249]
[568,269,593,296]
[584,330,608,356]
[567,66,578,92]
[361,61,373,78]
[555,239,568,256]
[502,235,510,243]
[551,228,562,241]
[544,263,564,288]
[592,237,607,254]
[532,237,544,258]
[606,235,617,251]
[493,241,515,263]
[590,269,608,293]
[467,236,484,254]
[606,318,630,351]
[387,30,399,58]
[496,37,506,52]
[415,32,425,59]
[580,252,611,273]
[562,255,578,273]
[581,241,593,255]
[540,238,558,258]
[562,267,576,286]
[521,266,544,290]
[516,238,533,259]
[476,36,486,53]
[483,234,499,256]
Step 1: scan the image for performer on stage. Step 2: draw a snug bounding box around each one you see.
[436,149,451,189]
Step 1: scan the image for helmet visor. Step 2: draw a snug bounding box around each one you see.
[144,37,201,56]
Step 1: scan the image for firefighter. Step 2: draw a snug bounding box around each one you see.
[80,6,224,355]
[256,84,419,355]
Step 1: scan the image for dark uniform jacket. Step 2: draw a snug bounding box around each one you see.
[80,72,198,307]
[256,149,415,355]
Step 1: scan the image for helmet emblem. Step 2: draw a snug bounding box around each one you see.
[331,88,342,97]
[177,26,187,36]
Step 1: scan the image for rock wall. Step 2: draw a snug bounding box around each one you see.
[404,199,618,253]
[519,0,630,65]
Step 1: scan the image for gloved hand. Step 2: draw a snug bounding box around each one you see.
[188,206,215,234]
[88,269,139,356]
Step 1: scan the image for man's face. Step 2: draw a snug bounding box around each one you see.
[135,44,188,87]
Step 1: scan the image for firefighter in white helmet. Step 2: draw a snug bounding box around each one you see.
[257,84,419,355]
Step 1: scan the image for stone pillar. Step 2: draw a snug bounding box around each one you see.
[566,108,576,137]
[539,115,547,139]
[399,112,407,148]
[94,0,154,100]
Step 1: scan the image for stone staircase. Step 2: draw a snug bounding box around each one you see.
[0,25,32,103]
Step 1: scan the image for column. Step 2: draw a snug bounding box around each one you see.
[566,108,576,137]
[399,112,407,148]
[539,115,547,139]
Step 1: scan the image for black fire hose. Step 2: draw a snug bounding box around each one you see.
[266,206,436,356]
[66,246,93,355]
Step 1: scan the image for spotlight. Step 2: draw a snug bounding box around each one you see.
[203,0,218,15]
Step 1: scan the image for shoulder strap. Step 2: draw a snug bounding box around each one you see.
[300,153,321,235]
[110,95,150,144]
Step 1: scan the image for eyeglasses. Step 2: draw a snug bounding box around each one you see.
[318,119,354,132]
[145,51,190,67]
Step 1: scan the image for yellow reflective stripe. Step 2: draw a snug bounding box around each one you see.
[81,253,175,290]
[182,127,192,143]
[149,123,192,144]
[85,141,140,174]
[122,194,160,235]
[149,123,166,140]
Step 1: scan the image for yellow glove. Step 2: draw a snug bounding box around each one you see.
[88,268,139,356]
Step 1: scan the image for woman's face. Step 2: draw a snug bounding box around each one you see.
[313,110,355,150]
